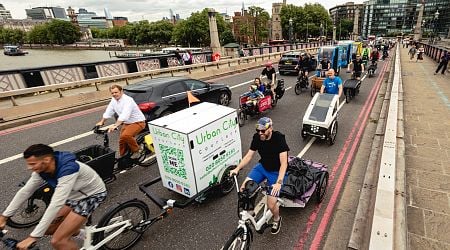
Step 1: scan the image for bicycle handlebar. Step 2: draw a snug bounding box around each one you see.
[1,230,39,250]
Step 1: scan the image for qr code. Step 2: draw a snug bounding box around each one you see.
[160,144,187,179]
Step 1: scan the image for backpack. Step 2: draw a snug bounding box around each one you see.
[280,157,315,200]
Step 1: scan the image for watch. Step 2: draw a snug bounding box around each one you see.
[277,179,282,184]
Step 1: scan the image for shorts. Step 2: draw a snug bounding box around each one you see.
[248,163,286,186]
[66,191,107,217]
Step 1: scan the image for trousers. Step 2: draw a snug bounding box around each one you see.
[119,121,145,156]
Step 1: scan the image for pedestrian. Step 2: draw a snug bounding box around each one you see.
[408,46,417,61]
[434,51,450,75]
[416,46,424,62]
[183,50,193,73]
[174,48,183,66]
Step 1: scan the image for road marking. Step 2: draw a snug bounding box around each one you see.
[0,125,114,166]
[297,138,316,158]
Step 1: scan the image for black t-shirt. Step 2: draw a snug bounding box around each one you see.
[262,67,276,81]
[250,131,290,172]
[352,59,363,72]
[320,60,330,70]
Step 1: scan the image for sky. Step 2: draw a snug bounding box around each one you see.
[2,0,364,22]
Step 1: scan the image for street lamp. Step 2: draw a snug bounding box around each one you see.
[433,9,439,44]
[289,18,293,44]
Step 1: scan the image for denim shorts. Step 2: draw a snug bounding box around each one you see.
[248,163,286,186]
[66,191,107,217]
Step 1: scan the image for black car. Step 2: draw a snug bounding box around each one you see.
[278,52,318,75]
[124,77,232,122]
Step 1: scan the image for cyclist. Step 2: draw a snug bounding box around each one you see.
[243,85,264,108]
[351,54,365,80]
[320,69,343,97]
[295,53,310,81]
[260,61,276,96]
[318,56,331,77]
[0,144,107,250]
[230,117,289,235]
[96,84,146,159]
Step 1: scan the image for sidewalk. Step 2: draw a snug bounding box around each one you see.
[400,47,450,249]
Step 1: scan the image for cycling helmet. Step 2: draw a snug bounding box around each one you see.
[256,117,272,130]
[265,61,273,67]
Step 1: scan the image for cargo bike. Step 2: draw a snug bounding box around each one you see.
[237,79,285,127]
[310,69,328,97]
[76,103,243,249]
[5,126,156,229]
[222,156,329,250]
[343,72,362,103]
[301,93,339,145]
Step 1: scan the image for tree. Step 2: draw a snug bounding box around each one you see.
[0,28,26,45]
[220,29,235,45]
[338,19,353,39]
[46,19,80,44]
[247,6,270,45]
[27,24,49,44]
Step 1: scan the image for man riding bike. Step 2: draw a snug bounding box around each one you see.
[260,61,276,96]
[96,84,146,159]
[320,69,343,97]
[318,56,331,77]
[295,53,310,80]
[230,117,289,235]
[351,54,365,80]
[0,144,107,250]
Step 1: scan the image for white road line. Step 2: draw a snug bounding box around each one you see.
[286,86,292,91]
[0,125,114,166]
[297,137,316,158]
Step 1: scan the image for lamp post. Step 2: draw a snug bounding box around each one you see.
[289,18,293,44]
[433,9,439,44]
[306,16,309,42]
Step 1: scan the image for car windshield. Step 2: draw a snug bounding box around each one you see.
[124,87,153,103]
[282,54,297,59]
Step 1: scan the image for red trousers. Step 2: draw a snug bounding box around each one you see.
[119,121,145,156]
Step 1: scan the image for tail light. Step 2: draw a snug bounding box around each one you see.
[138,102,156,112]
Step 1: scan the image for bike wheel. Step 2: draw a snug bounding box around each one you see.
[328,120,338,146]
[93,199,150,250]
[310,86,316,97]
[316,171,329,203]
[237,109,246,127]
[223,228,250,250]
[345,89,351,103]
[6,197,48,228]
[294,83,302,95]
[135,132,156,167]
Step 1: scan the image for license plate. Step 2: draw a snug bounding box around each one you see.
[285,61,291,65]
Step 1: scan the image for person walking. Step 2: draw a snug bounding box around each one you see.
[434,51,449,75]
[408,46,417,61]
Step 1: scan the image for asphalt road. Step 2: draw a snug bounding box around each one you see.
[0,61,388,249]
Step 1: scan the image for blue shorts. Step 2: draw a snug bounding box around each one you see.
[248,163,286,186]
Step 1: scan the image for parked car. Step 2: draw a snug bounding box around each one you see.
[278,52,317,75]
[124,77,232,122]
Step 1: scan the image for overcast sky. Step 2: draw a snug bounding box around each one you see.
[2,0,364,22]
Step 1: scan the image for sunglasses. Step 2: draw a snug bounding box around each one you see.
[256,128,268,133]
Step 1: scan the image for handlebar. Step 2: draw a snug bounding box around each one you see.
[93,125,108,135]
[1,230,39,250]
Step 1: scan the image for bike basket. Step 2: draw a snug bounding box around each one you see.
[238,180,259,210]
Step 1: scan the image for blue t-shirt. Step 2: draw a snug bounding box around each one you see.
[323,76,342,95]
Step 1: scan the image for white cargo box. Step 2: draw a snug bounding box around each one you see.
[148,102,242,198]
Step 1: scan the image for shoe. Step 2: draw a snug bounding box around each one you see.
[130,150,142,159]
[434,72,437,75]
[271,216,282,234]
[73,229,85,241]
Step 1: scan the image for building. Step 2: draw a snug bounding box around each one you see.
[0,19,48,32]
[26,7,67,20]
[112,17,128,27]
[220,13,232,23]
[361,0,450,38]
[270,1,286,41]
[329,2,364,39]
[0,3,12,19]
[77,8,97,20]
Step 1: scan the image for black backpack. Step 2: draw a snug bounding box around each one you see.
[280,158,315,200]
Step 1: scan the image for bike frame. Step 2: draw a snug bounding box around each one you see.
[81,219,132,250]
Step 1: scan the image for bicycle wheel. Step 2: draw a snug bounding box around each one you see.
[93,199,150,250]
[222,228,250,250]
[294,83,302,95]
[7,197,48,228]
[135,132,156,167]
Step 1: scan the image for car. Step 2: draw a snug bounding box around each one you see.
[124,76,232,122]
[278,52,317,75]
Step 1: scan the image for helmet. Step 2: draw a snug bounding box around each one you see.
[265,61,273,67]
[256,117,272,130]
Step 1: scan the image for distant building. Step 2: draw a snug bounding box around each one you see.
[220,13,232,23]
[270,1,286,41]
[329,2,364,39]
[112,17,128,27]
[26,7,67,20]
[361,0,450,38]
[77,8,97,20]
[104,8,113,20]
[0,19,48,32]
[232,11,253,44]
[0,3,12,19]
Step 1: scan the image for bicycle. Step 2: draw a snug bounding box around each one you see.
[1,230,38,250]
[294,68,309,95]
[222,161,329,250]
[5,125,157,229]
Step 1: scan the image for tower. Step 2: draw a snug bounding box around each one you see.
[66,6,78,26]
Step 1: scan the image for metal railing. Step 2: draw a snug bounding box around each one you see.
[0,47,320,106]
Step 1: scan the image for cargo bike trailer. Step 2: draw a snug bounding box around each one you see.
[5,126,157,229]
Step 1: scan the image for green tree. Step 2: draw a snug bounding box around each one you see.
[149,20,174,44]
[46,19,80,44]
[0,28,26,44]
[220,29,235,45]
[247,6,270,45]
[337,18,353,39]
[27,24,49,44]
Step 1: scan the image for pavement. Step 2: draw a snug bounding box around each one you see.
[400,47,450,249]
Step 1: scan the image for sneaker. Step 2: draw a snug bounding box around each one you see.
[271,216,282,234]
[73,229,85,241]
[130,150,142,159]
